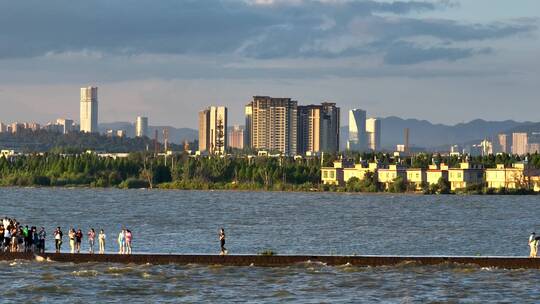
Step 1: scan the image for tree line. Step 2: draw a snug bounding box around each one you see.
[1,151,539,192]
[0,153,320,190]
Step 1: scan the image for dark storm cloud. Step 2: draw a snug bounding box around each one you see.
[0,0,535,64]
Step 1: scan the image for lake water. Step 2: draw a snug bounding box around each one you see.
[1,188,540,302]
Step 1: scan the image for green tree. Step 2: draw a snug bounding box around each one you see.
[437,177,451,194]
[389,176,407,193]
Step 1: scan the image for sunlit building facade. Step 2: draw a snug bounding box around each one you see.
[80,86,99,133]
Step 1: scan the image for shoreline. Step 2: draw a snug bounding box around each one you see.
[0,185,539,195]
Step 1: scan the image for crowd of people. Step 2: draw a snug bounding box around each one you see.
[1,217,46,253]
[54,227,133,254]
[1,217,134,255]
[2,216,229,256]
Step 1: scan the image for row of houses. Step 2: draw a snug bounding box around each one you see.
[321,160,540,192]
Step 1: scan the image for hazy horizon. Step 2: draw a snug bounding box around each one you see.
[0,0,538,127]
[2,114,536,131]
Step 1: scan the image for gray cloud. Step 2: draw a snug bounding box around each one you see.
[383,42,493,65]
[0,0,536,64]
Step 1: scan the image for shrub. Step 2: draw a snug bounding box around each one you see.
[121,178,150,189]
[32,175,51,186]
[389,176,407,193]
[258,249,277,256]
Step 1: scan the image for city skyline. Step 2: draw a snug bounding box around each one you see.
[3,86,540,155]
[0,0,538,126]
[3,88,540,154]
[5,88,540,130]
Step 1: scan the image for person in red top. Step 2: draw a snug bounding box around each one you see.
[125,229,133,254]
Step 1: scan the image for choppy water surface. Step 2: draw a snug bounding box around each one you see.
[1,188,540,302]
[1,260,540,303]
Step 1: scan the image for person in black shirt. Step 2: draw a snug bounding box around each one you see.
[75,229,83,253]
[219,228,227,255]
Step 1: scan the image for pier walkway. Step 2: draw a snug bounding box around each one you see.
[1,253,540,269]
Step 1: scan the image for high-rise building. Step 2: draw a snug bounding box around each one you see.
[199,109,210,153]
[10,122,25,133]
[116,130,126,138]
[347,109,367,151]
[247,96,298,155]
[528,132,540,155]
[244,104,252,149]
[512,132,528,155]
[480,139,493,156]
[497,134,509,154]
[26,122,40,131]
[297,102,340,154]
[80,86,98,133]
[135,116,149,137]
[210,106,227,155]
[198,106,228,155]
[404,128,410,153]
[56,119,74,134]
[0,122,6,133]
[365,118,380,151]
[106,129,126,138]
[229,125,244,150]
[529,143,540,154]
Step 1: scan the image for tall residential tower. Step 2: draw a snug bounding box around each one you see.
[512,132,528,155]
[246,96,298,156]
[80,86,98,133]
[366,118,381,151]
[297,102,340,154]
[229,125,244,150]
[135,116,149,137]
[244,104,252,149]
[198,106,228,155]
[497,133,510,153]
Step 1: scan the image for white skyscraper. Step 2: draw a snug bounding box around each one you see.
[199,106,228,155]
[80,86,98,133]
[135,116,149,137]
[347,109,367,151]
[244,104,252,149]
[366,118,381,151]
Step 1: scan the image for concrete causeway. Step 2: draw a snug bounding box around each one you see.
[1,252,540,269]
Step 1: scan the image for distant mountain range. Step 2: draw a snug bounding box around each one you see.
[343,117,539,150]
[99,122,198,144]
[101,117,540,151]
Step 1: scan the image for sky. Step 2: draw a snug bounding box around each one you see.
[0,0,539,128]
